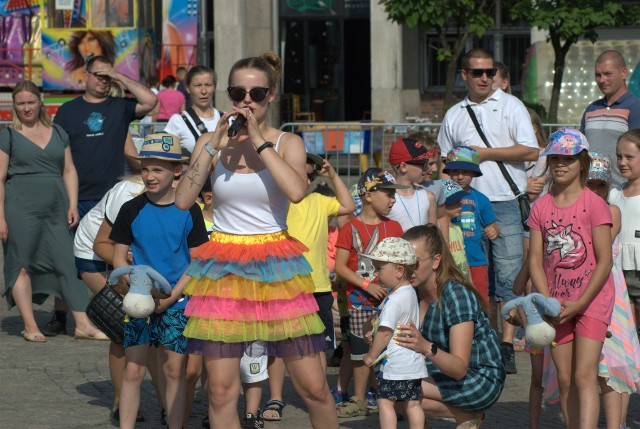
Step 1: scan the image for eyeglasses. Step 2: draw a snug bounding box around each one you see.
[227,86,270,102]
[415,255,435,268]
[307,171,318,181]
[465,68,497,78]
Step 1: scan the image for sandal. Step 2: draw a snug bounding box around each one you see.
[21,330,47,342]
[456,411,484,429]
[261,399,285,421]
[336,397,368,418]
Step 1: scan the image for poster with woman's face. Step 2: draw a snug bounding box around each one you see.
[41,28,139,90]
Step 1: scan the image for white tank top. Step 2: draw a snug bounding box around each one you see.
[211,134,289,235]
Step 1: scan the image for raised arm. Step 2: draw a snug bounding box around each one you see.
[92,63,157,118]
[321,160,356,216]
[240,108,307,203]
[175,113,231,210]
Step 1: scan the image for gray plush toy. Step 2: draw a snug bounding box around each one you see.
[109,265,172,318]
[501,293,562,349]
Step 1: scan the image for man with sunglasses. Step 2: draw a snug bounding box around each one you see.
[47,55,157,337]
[438,47,539,375]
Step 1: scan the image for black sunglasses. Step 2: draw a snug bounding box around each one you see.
[405,160,427,169]
[227,86,270,102]
[307,171,318,181]
[465,68,497,78]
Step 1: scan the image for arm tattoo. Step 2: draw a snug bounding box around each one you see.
[187,161,202,188]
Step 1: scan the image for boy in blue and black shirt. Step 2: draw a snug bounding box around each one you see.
[110,132,208,429]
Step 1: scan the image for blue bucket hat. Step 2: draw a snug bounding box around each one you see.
[443,146,483,177]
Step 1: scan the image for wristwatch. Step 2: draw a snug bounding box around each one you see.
[203,142,217,157]
[430,342,438,356]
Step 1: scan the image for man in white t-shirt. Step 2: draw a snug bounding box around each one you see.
[438,48,539,375]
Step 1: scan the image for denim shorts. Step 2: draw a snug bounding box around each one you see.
[483,199,523,303]
[74,257,111,278]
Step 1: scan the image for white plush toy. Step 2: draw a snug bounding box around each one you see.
[109,265,172,318]
[501,293,562,349]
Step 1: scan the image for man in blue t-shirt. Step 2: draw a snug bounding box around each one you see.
[47,55,157,336]
[581,49,640,187]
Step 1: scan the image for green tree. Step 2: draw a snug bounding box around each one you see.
[511,0,624,123]
[379,0,494,114]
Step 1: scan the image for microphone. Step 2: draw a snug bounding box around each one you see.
[227,114,247,138]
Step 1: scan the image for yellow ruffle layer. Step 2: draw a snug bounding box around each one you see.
[184,313,325,342]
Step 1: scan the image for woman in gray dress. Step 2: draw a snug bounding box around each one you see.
[0,81,107,342]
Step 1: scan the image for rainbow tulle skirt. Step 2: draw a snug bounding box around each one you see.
[183,230,327,358]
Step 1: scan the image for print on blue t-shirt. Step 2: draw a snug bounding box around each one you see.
[452,188,497,267]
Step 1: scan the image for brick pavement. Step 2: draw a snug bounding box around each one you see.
[1,298,639,428]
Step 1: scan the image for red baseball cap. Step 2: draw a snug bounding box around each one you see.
[388,138,436,165]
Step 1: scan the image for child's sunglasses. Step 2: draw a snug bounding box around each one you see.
[227,86,270,102]
[465,68,497,78]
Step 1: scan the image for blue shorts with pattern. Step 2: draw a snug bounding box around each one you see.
[123,315,155,349]
[151,306,188,354]
[123,306,188,354]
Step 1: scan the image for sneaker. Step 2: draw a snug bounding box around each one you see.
[501,342,517,374]
[366,388,377,411]
[241,413,264,429]
[42,312,67,337]
[331,387,349,405]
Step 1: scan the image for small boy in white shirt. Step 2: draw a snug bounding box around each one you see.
[362,237,428,429]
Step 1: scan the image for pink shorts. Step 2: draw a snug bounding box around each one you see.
[554,314,609,345]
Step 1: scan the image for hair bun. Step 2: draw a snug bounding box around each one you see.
[261,51,281,75]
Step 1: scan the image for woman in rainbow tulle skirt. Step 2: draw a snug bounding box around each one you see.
[175,52,339,429]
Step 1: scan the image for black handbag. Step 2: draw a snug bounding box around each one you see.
[465,106,530,230]
[86,282,126,345]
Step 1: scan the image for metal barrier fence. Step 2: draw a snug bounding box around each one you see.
[0,120,579,187]
[279,121,580,187]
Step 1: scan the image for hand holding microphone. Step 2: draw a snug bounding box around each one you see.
[227,113,247,138]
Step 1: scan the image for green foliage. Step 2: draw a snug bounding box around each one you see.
[379,0,495,60]
[379,0,495,113]
[512,0,628,121]
[511,0,624,45]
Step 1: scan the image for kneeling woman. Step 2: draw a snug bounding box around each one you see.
[396,224,505,429]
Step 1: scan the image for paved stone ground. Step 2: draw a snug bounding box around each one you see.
[1,299,639,428]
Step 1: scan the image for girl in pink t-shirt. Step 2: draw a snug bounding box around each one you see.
[528,129,614,428]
